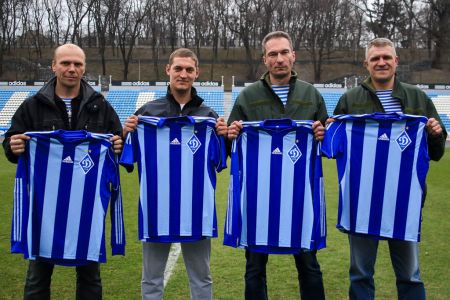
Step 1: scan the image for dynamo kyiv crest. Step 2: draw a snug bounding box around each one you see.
[288,144,302,164]
[396,131,412,152]
[187,134,201,154]
[79,154,95,174]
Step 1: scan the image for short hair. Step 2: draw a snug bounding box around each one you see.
[261,31,294,55]
[168,48,199,68]
[365,38,397,59]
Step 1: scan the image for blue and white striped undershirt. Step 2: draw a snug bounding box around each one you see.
[62,98,72,124]
[376,90,402,113]
[272,85,289,106]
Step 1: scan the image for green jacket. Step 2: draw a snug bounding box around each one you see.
[228,71,328,124]
[334,77,447,161]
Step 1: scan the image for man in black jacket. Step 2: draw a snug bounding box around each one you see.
[123,48,227,300]
[3,43,123,300]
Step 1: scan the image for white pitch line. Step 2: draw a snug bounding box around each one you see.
[163,243,181,287]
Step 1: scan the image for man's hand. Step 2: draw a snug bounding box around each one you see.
[426,118,443,137]
[325,118,335,125]
[312,121,325,141]
[9,134,30,156]
[216,117,228,136]
[227,120,243,140]
[123,115,139,137]
[110,135,123,154]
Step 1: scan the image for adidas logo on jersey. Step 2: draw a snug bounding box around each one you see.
[378,133,390,141]
[62,156,74,163]
[170,138,181,145]
[272,147,282,155]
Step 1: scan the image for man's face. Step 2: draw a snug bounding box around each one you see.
[364,45,398,85]
[52,46,85,89]
[263,37,295,80]
[166,57,199,93]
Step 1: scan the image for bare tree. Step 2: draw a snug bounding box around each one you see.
[115,0,149,80]
[143,0,164,79]
[302,0,341,82]
[228,0,263,80]
[66,0,96,45]
[416,0,450,69]
[92,0,120,75]
[0,0,23,75]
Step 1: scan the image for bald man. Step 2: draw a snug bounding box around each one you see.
[3,44,123,300]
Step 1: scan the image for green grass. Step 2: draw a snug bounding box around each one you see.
[1,148,449,299]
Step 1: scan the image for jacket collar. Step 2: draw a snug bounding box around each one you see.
[362,76,404,99]
[37,76,97,106]
[260,71,298,86]
[361,76,401,96]
[166,85,204,108]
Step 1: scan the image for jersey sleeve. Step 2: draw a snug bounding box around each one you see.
[119,132,137,172]
[223,137,242,248]
[321,121,345,158]
[212,134,227,173]
[11,152,30,254]
[311,143,326,250]
[109,154,126,256]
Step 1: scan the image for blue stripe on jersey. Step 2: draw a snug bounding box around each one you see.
[169,124,182,236]
[31,137,52,258]
[51,143,76,259]
[348,121,364,232]
[189,123,205,237]
[394,118,419,239]
[143,123,159,238]
[243,129,259,246]
[76,142,101,261]
[367,124,392,235]
[322,113,429,242]
[120,116,226,242]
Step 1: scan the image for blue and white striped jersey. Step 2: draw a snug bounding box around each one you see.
[322,113,429,242]
[12,130,125,265]
[120,116,227,242]
[224,119,326,254]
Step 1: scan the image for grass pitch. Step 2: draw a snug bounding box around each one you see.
[0,148,449,299]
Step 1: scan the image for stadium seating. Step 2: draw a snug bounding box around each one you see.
[1,89,449,137]
[0,91,35,130]
[431,95,450,130]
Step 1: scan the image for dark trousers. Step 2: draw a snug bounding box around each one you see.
[245,250,325,300]
[24,260,102,300]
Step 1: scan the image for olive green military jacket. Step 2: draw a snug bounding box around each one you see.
[228,71,328,125]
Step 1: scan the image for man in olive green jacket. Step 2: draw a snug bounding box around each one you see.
[333,37,446,300]
[229,71,328,124]
[228,31,327,300]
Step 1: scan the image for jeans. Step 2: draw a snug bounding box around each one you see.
[349,234,425,300]
[244,250,325,300]
[24,260,102,300]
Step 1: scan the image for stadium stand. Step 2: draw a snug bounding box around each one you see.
[0,87,449,138]
[431,95,450,130]
[0,91,36,134]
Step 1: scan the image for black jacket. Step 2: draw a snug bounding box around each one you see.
[135,86,219,118]
[3,77,122,163]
